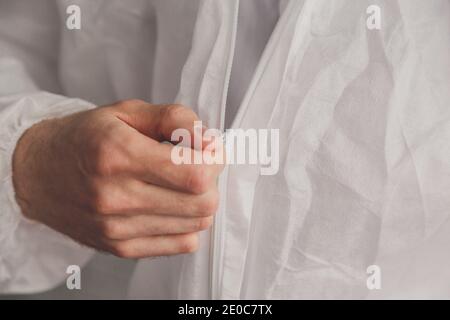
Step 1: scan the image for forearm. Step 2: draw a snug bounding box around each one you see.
[0,92,95,294]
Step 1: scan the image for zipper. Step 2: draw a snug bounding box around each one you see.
[209,0,298,299]
[209,0,240,300]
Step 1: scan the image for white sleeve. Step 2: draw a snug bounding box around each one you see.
[0,91,96,294]
[0,2,95,294]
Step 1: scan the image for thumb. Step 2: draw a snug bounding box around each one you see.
[113,101,211,150]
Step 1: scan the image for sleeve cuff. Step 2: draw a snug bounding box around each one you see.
[0,91,96,293]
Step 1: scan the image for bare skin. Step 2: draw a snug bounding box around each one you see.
[12,100,224,259]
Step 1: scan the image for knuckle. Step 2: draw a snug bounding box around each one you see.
[197,191,220,217]
[163,104,189,121]
[186,166,209,194]
[101,220,125,240]
[90,189,117,215]
[90,136,129,177]
[178,234,199,253]
[116,99,145,109]
[110,242,134,259]
[194,216,214,231]
[90,137,119,176]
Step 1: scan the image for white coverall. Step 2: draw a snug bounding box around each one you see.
[0,0,449,299]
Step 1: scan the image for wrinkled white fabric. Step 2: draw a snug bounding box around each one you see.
[1,0,450,299]
[225,0,281,128]
[132,0,450,299]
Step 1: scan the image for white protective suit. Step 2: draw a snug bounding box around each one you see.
[1,0,450,299]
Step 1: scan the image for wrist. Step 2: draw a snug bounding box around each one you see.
[11,119,58,219]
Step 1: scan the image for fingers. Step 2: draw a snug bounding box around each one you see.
[103,233,200,259]
[111,100,205,147]
[87,177,217,258]
[125,179,220,217]
[80,100,225,259]
[88,178,220,217]
[98,214,213,240]
[104,101,224,193]
[126,134,223,194]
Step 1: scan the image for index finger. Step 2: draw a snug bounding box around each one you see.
[128,134,224,194]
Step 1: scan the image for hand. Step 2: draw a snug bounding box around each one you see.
[12,100,224,258]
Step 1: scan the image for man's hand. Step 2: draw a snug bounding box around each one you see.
[12,100,223,258]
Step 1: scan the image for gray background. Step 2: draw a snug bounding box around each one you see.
[0,253,136,300]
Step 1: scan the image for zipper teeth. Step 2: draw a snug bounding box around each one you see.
[210,0,300,299]
[210,0,240,300]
